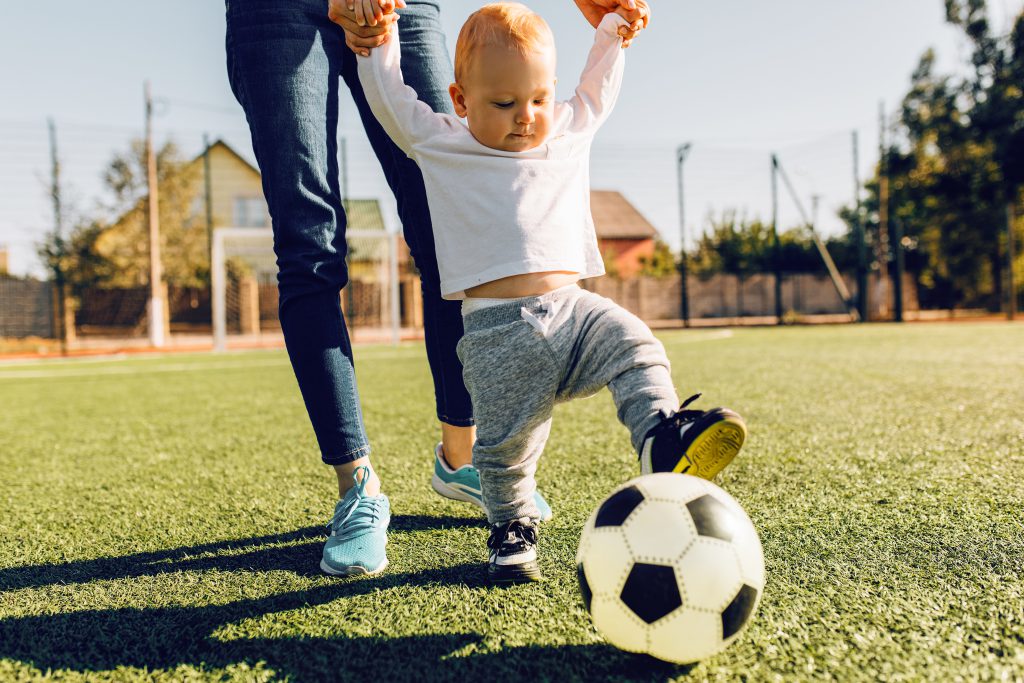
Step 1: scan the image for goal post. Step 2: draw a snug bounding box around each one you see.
[212,227,401,352]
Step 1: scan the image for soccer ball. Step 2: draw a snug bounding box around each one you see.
[576,473,765,664]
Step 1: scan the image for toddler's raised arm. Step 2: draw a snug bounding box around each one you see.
[557,12,630,135]
[356,24,452,157]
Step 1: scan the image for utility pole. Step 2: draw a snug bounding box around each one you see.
[145,81,166,348]
[203,133,214,258]
[893,218,904,322]
[771,155,783,323]
[852,131,868,322]
[878,102,891,320]
[676,143,692,327]
[1009,195,1017,320]
[48,118,67,355]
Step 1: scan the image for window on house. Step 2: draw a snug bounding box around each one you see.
[233,196,270,228]
[188,195,206,228]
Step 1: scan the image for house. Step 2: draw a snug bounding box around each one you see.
[0,245,8,276]
[76,140,405,334]
[591,190,659,278]
[193,142,411,330]
[199,141,406,281]
[200,140,271,232]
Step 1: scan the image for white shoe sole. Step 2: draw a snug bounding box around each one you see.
[431,473,487,511]
[320,558,389,577]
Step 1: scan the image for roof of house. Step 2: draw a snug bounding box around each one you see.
[591,190,659,240]
[199,139,261,176]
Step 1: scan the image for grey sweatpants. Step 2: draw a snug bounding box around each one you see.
[457,285,679,524]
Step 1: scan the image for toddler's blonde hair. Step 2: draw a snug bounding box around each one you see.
[454,3,555,82]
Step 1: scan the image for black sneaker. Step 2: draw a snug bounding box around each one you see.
[487,518,542,585]
[639,393,747,479]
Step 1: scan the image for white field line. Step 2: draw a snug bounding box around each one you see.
[0,333,729,380]
[660,329,734,345]
[0,358,292,380]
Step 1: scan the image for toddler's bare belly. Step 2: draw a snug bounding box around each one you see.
[465,271,580,298]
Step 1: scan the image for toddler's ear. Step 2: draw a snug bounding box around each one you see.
[449,83,469,118]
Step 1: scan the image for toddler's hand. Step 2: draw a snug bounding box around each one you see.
[349,0,405,28]
[328,0,403,55]
[615,0,649,48]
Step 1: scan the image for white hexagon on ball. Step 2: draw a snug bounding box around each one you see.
[589,594,649,653]
[637,471,714,504]
[677,538,743,612]
[648,608,723,665]
[732,522,766,587]
[581,528,634,596]
[622,499,696,561]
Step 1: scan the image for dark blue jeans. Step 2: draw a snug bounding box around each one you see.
[225,0,473,465]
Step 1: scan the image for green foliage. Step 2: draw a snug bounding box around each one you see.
[690,210,850,277]
[691,211,768,277]
[39,140,208,293]
[637,240,678,277]
[600,249,619,279]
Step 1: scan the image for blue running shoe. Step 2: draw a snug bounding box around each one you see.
[321,466,390,576]
[430,443,553,522]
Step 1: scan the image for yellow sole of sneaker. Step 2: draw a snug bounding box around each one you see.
[675,418,747,479]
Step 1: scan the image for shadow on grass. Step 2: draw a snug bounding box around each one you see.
[0,514,482,592]
[0,567,687,681]
[0,513,692,681]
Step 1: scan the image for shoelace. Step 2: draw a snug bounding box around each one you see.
[487,518,538,551]
[327,465,385,541]
[670,392,704,424]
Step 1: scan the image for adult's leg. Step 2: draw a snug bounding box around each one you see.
[226,0,376,494]
[339,1,476,466]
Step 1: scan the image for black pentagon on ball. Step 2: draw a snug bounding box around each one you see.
[595,485,645,528]
[686,494,737,542]
[620,563,682,624]
[577,562,593,613]
[721,584,759,639]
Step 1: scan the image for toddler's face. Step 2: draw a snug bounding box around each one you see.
[450,43,557,153]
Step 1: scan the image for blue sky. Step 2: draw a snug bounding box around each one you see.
[2,0,1021,277]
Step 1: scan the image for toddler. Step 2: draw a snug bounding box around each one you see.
[358,2,747,583]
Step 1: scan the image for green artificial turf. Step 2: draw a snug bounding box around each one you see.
[1,323,1022,681]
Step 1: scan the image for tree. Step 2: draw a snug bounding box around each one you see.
[844,3,1024,309]
[691,210,833,277]
[638,239,678,277]
[40,140,207,294]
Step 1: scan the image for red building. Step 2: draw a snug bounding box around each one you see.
[591,190,659,279]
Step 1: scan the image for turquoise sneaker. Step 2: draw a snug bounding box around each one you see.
[320,465,390,576]
[430,443,553,522]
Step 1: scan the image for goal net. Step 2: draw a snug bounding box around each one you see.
[211,227,401,352]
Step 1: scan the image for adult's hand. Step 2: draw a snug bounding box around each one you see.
[573,0,650,47]
[327,0,404,56]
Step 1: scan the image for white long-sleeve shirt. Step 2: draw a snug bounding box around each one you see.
[358,13,628,299]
